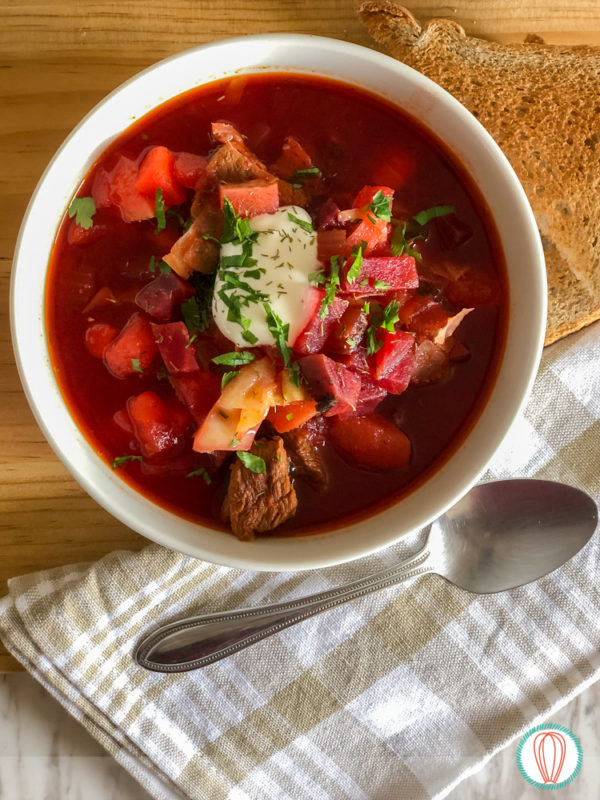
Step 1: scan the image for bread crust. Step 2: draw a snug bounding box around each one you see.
[359,1,600,345]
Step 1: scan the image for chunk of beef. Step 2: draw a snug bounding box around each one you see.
[277,179,309,208]
[222,437,297,540]
[207,140,272,184]
[164,190,222,278]
[282,426,328,489]
[211,121,245,145]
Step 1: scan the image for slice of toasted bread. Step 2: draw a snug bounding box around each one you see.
[359,2,600,345]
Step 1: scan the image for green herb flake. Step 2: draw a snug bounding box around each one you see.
[391,221,423,260]
[221,370,238,389]
[148,255,157,273]
[264,303,291,366]
[158,261,172,274]
[288,361,301,387]
[212,351,256,367]
[289,165,322,184]
[186,468,211,484]
[287,212,313,233]
[346,242,366,284]
[230,435,241,447]
[131,358,143,373]
[373,279,390,291]
[309,270,326,286]
[285,413,294,421]
[319,256,341,320]
[111,454,143,470]
[154,188,166,233]
[67,196,96,230]
[366,190,392,222]
[412,205,454,227]
[381,300,400,333]
[237,451,266,474]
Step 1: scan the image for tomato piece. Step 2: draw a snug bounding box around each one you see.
[126,390,188,459]
[174,151,208,189]
[267,400,318,433]
[445,270,500,306]
[103,312,158,378]
[373,330,416,395]
[343,255,418,293]
[85,323,117,359]
[345,218,391,256]
[352,185,394,209]
[92,156,155,223]
[151,321,200,374]
[219,179,279,217]
[329,413,411,470]
[136,146,186,207]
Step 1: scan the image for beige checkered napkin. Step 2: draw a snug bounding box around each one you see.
[1,322,600,800]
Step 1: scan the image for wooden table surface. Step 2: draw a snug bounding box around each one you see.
[1,1,599,672]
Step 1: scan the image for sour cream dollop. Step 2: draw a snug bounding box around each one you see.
[212,205,320,348]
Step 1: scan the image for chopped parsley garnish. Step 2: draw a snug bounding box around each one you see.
[131,358,143,373]
[319,255,341,319]
[212,351,256,367]
[287,212,313,233]
[412,205,454,226]
[221,371,238,389]
[148,255,157,273]
[68,196,96,230]
[381,300,400,332]
[188,271,216,334]
[186,468,211,484]
[221,198,259,245]
[154,189,166,233]
[289,166,322,184]
[373,279,390,291]
[288,361,301,387]
[285,413,294,421]
[264,302,292,366]
[111,454,142,470]
[346,241,366,284]
[181,296,205,335]
[366,190,392,222]
[309,270,326,285]
[237,451,266,474]
[366,317,384,355]
[391,221,423,260]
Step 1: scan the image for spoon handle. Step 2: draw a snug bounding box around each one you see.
[135,546,434,672]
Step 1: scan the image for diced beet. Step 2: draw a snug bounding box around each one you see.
[85,322,117,359]
[299,353,361,417]
[327,306,368,354]
[126,391,189,459]
[104,312,158,379]
[219,179,279,217]
[174,151,208,189]
[338,346,370,376]
[343,256,418,293]
[151,321,200,374]
[373,330,416,395]
[316,198,342,230]
[135,272,194,321]
[293,295,349,355]
[317,229,346,263]
[354,377,387,414]
[92,155,155,223]
[169,370,221,424]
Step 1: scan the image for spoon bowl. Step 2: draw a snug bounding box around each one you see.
[135,479,598,672]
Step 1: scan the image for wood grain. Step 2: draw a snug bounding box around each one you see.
[1,1,599,671]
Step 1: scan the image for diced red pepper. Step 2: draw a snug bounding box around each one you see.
[136,146,186,207]
[329,413,411,470]
[373,330,416,395]
[343,255,418,293]
[103,312,158,378]
[327,306,368,354]
[299,353,361,417]
[174,151,208,189]
[151,322,200,374]
[293,294,349,355]
[267,400,318,433]
[169,370,222,425]
[126,390,190,459]
[219,179,279,217]
[92,156,155,223]
[317,229,346,263]
[85,323,117,359]
[135,272,194,321]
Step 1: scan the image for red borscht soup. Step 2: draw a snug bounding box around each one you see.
[46,73,507,540]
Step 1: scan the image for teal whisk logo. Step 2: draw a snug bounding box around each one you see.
[516,723,582,789]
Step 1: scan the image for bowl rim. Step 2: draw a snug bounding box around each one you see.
[10,33,547,571]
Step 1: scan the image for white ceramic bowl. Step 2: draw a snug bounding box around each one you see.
[11,35,546,571]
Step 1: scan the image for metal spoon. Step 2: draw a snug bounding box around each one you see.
[135,479,598,673]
